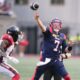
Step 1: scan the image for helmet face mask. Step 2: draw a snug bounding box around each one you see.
[49,19,62,33]
[18,32,24,42]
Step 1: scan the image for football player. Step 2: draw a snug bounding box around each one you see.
[43,28,71,80]
[31,12,72,80]
[0,26,23,80]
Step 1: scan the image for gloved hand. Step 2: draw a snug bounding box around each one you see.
[60,53,71,59]
[7,56,19,64]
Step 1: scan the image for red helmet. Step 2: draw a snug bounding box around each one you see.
[49,19,62,33]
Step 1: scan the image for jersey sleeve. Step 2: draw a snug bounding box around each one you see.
[59,33,67,53]
[42,28,51,37]
[60,33,67,40]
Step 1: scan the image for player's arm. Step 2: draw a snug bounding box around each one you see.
[0,39,10,57]
[65,40,73,53]
[61,42,72,59]
[0,40,9,50]
[6,55,19,64]
[5,45,19,64]
[0,39,19,64]
[62,39,73,53]
[35,12,46,32]
[60,34,72,59]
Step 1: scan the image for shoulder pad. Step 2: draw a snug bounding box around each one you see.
[59,33,66,40]
[1,34,14,45]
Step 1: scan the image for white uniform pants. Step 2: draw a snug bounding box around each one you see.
[0,62,18,78]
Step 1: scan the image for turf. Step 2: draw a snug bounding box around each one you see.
[0,56,80,80]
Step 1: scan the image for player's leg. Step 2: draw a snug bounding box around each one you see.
[43,69,62,80]
[53,60,71,80]
[0,63,20,80]
[12,73,20,80]
[58,66,71,80]
[43,69,53,80]
[32,57,51,80]
[32,65,47,80]
[54,74,62,80]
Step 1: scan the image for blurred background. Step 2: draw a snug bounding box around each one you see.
[0,0,80,80]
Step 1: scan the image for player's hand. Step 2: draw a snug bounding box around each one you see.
[7,56,19,64]
[34,12,39,20]
[10,57,19,64]
[60,53,71,59]
[60,54,66,59]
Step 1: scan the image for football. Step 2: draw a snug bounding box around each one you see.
[30,2,39,10]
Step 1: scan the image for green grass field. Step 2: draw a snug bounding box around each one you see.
[0,55,80,80]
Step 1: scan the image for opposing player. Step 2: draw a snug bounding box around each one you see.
[0,26,23,80]
[31,12,72,80]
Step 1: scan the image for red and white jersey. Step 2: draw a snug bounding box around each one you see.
[0,34,14,63]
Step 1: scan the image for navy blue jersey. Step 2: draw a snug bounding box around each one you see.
[42,29,67,60]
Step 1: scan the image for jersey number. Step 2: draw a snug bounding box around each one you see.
[53,40,60,51]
